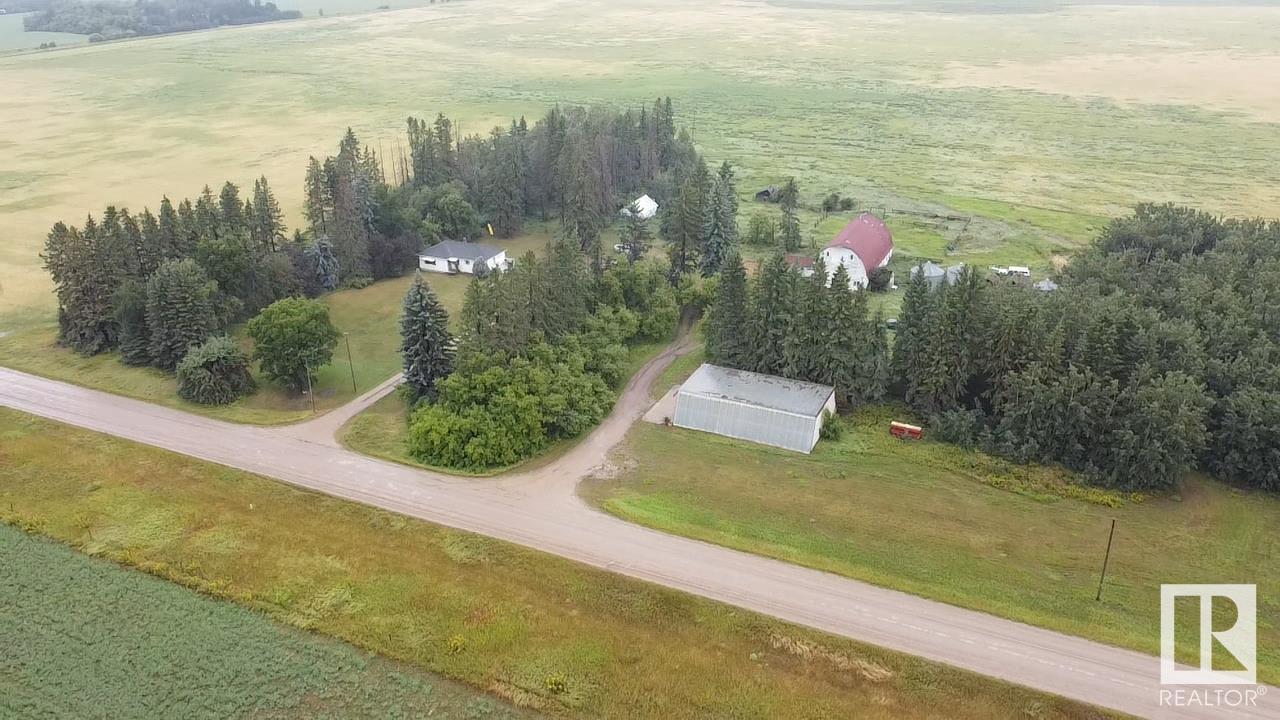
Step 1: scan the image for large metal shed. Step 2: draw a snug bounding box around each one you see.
[674,364,837,453]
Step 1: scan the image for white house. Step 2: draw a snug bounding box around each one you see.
[620,194,659,221]
[674,364,836,454]
[418,240,508,275]
[819,213,895,289]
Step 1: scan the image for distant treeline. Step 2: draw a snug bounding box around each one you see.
[891,204,1280,493]
[23,0,302,41]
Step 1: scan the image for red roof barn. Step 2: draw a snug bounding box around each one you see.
[819,213,895,289]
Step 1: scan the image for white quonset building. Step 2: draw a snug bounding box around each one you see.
[674,364,837,454]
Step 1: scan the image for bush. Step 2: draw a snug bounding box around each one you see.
[176,336,255,405]
[867,266,894,292]
[819,411,844,441]
[407,345,615,470]
[931,408,983,448]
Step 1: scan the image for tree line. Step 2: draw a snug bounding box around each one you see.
[401,246,680,470]
[891,204,1280,492]
[705,252,890,410]
[24,0,301,42]
[41,99,705,406]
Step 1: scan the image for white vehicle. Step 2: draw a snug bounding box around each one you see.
[613,243,627,253]
[1008,265,1031,278]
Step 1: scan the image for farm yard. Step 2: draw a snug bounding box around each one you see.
[0,408,1104,720]
[587,415,1280,685]
[3,0,1279,329]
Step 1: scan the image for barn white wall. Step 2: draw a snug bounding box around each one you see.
[674,392,822,453]
[820,247,869,289]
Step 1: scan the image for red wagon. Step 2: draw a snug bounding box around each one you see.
[889,421,923,440]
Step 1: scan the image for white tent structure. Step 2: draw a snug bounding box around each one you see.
[620,194,659,221]
[674,364,836,454]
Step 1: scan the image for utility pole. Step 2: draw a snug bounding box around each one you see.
[1096,518,1117,601]
[343,332,357,393]
[304,361,316,414]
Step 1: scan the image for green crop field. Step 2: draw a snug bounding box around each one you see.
[587,411,1280,684]
[0,523,530,719]
[0,407,1105,719]
[2,0,1278,329]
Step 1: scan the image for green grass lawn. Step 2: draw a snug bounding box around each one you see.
[0,407,1105,719]
[586,411,1280,684]
[0,522,531,720]
[0,230,550,425]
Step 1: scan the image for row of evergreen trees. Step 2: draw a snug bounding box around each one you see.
[662,160,741,277]
[298,99,702,289]
[42,176,300,363]
[891,204,1280,492]
[705,253,890,409]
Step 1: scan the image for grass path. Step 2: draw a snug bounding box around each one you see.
[0,407,1106,719]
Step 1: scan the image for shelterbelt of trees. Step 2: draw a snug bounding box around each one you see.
[40,98,717,413]
[23,0,301,42]
[708,204,1280,493]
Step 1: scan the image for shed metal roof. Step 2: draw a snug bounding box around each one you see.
[679,364,834,417]
[420,240,503,261]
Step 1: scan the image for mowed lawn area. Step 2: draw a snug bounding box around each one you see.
[586,413,1280,684]
[0,407,1106,720]
[0,230,550,425]
[0,523,531,719]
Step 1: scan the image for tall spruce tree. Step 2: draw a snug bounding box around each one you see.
[113,279,151,366]
[783,255,830,383]
[304,157,330,235]
[146,258,219,370]
[705,252,751,368]
[702,161,739,276]
[619,204,652,264]
[42,218,125,355]
[892,270,933,392]
[250,176,285,252]
[401,273,454,401]
[667,160,711,277]
[749,253,797,376]
[826,265,862,407]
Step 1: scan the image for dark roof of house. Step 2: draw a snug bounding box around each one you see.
[826,213,893,270]
[783,253,815,269]
[420,240,503,261]
[679,363,834,417]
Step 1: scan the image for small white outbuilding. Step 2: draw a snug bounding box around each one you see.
[620,194,659,221]
[674,364,837,454]
[418,240,508,275]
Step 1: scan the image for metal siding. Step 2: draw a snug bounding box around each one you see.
[675,392,819,453]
